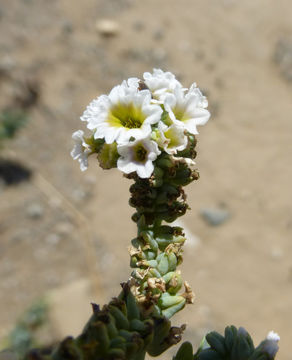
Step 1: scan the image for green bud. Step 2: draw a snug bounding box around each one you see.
[153,166,164,180]
[160,184,180,196]
[146,260,158,268]
[126,291,140,321]
[155,191,169,205]
[166,272,183,295]
[231,336,253,360]
[108,305,129,330]
[149,268,162,278]
[196,348,220,360]
[224,326,237,353]
[84,136,104,153]
[145,250,156,260]
[161,109,172,126]
[173,341,194,360]
[206,332,227,357]
[129,319,147,332]
[118,329,139,343]
[157,254,169,275]
[97,142,119,169]
[153,179,163,188]
[167,252,178,272]
[155,204,171,213]
[158,293,184,310]
[147,317,172,357]
[156,155,173,169]
[106,313,119,339]
[249,354,267,360]
[162,271,174,283]
[124,342,140,358]
[78,321,110,356]
[161,298,185,318]
[140,231,159,252]
[107,348,125,358]
[109,336,126,351]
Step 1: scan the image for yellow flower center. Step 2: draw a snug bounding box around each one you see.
[108,103,146,129]
[133,144,147,162]
[165,128,180,148]
[173,106,188,122]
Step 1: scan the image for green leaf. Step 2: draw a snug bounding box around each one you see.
[173,341,193,360]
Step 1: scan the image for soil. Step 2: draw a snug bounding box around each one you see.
[0,0,292,359]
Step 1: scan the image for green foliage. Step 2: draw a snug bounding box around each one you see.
[0,109,28,143]
[173,326,279,360]
[23,285,183,360]
[2,300,48,356]
[173,341,194,360]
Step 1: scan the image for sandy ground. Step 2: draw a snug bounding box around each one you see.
[0,0,292,359]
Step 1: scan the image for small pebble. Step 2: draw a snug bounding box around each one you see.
[11,229,31,243]
[270,247,283,260]
[239,189,252,200]
[45,233,61,246]
[0,56,16,76]
[151,48,167,63]
[44,272,59,286]
[96,19,120,37]
[132,21,144,31]
[153,28,164,41]
[214,77,225,89]
[194,49,205,61]
[178,40,191,53]
[26,203,44,219]
[72,188,87,202]
[84,174,96,185]
[55,222,73,236]
[200,207,230,226]
[273,37,292,82]
[48,196,62,208]
[33,247,49,260]
[61,20,73,34]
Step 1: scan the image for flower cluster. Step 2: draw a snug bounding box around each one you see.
[71,69,210,178]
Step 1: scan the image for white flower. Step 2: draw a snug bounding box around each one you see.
[117,137,161,178]
[71,130,91,171]
[143,68,184,102]
[261,331,280,358]
[156,122,187,155]
[81,80,162,145]
[164,83,210,135]
[266,331,280,342]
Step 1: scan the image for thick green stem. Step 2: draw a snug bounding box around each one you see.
[128,145,198,320]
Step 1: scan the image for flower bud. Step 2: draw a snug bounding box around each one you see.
[97,142,119,169]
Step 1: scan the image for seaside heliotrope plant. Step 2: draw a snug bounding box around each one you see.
[71,69,210,320]
[20,70,279,360]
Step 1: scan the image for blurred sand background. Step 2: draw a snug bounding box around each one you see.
[0,0,292,359]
